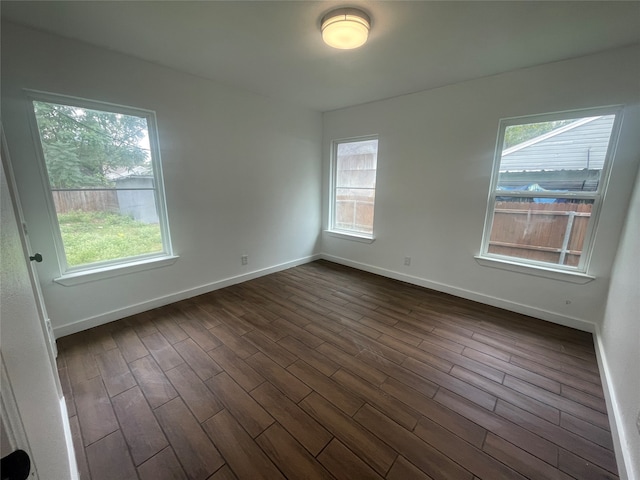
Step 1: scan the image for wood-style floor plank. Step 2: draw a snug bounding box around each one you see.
[165,362,224,423]
[278,336,340,377]
[173,338,223,381]
[137,447,188,480]
[414,415,526,479]
[251,382,332,456]
[202,409,285,480]
[483,433,574,480]
[56,260,619,480]
[129,355,178,409]
[207,465,238,480]
[300,392,396,477]
[316,341,387,385]
[331,368,419,430]
[256,423,334,480]
[380,377,487,449]
[495,399,618,473]
[154,397,225,479]
[151,313,189,345]
[317,438,383,480]
[354,404,474,480]
[246,351,311,402]
[208,323,259,359]
[435,388,559,466]
[140,332,185,371]
[85,430,138,480]
[65,350,100,387]
[74,376,119,446]
[208,345,265,392]
[206,372,274,438]
[288,360,363,416]
[112,327,149,363]
[112,386,168,466]
[387,455,434,480]
[95,348,137,397]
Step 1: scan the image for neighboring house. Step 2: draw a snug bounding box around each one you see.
[499,115,615,192]
[108,166,158,224]
[114,174,158,224]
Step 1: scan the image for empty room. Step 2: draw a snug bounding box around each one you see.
[1,2,639,479]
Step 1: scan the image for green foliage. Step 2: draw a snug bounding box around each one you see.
[33,101,149,188]
[504,120,575,149]
[58,211,162,266]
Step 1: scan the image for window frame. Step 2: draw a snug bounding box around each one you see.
[26,90,175,280]
[478,106,623,278]
[328,134,379,241]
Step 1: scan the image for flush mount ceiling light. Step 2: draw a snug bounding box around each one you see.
[321,8,371,49]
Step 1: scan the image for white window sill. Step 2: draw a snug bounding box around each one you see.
[325,230,375,244]
[54,255,179,286]
[474,255,594,284]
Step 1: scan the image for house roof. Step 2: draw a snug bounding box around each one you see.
[500,115,616,173]
[105,165,153,181]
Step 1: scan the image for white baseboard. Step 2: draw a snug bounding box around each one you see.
[60,397,80,480]
[53,254,321,338]
[593,326,634,480]
[320,254,596,333]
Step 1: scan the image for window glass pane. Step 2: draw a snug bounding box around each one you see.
[336,139,377,188]
[497,115,615,193]
[333,138,378,235]
[33,100,164,268]
[57,208,162,266]
[33,102,153,189]
[488,198,594,267]
[335,187,375,234]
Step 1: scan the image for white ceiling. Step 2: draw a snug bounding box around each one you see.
[2,1,639,112]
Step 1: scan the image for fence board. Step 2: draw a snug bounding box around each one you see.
[52,190,119,214]
[488,202,592,266]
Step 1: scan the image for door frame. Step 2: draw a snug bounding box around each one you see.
[1,126,78,479]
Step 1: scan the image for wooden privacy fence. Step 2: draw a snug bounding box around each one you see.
[488,201,592,267]
[52,189,119,214]
[335,194,375,234]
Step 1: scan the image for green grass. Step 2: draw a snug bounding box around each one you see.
[58,210,163,267]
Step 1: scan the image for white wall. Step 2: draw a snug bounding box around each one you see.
[1,22,323,335]
[599,166,640,480]
[322,45,640,330]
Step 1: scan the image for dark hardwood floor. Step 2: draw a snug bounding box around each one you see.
[56,260,618,480]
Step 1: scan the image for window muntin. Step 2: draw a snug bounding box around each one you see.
[30,94,172,272]
[481,108,620,272]
[331,137,378,237]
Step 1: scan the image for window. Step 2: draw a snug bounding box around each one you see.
[329,136,378,238]
[479,107,621,275]
[29,93,172,274]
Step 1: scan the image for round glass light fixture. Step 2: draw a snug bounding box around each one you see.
[321,8,370,49]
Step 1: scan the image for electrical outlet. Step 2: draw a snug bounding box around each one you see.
[404,256,411,266]
[241,255,248,265]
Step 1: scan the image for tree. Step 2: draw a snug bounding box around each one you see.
[33,101,149,188]
[503,119,575,150]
